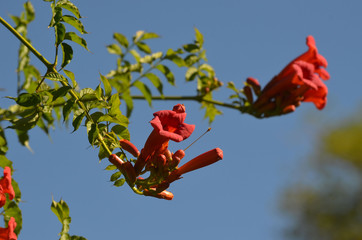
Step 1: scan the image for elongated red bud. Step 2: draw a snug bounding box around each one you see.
[119,139,140,157]
[246,77,261,95]
[108,154,124,169]
[168,149,185,170]
[143,189,174,200]
[243,86,253,103]
[122,161,136,185]
[177,148,223,175]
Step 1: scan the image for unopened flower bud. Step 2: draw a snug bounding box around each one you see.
[119,139,140,157]
[177,148,223,176]
[108,154,124,169]
[143,189,174,200]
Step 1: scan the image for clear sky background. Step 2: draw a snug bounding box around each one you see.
[1,1,362,239]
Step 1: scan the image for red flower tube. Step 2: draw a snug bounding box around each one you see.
[0,217,17,240]
[119,139,140,158]
[0,167,15,208]
[143,189,174,200]
[166,148,223,184]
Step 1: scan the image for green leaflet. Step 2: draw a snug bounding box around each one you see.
[61,42,73,68]
[61,15,87,34]
[64,32,89,51]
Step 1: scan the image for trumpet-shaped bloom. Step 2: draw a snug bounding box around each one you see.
[134,104,195,174]
[251,36,329,117]
[0,167,15,208]
[0,217,17,240]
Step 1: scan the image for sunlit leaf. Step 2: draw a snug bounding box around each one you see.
[56,0,81,19]
[107,44,122,55]
[24,1,35,23]
[133,81,152,106]
[63,69,77,88]
[144,72,163,96]
[105,165,117,171]
[61,15,87,34]
[64,32,89,51]
[114,32,129,48]
[156,65,175,85]
[100,74,112,98]
[44,72,67,82]
[139,32,160,41]
[194,27,204,47]
[185,67,198,81]
[136,42,152,54]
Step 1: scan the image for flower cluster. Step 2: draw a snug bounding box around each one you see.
[242,36,330,118]
[0,167,17,240]
[108,104,223,200]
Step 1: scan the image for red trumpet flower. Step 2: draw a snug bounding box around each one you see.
[0,167,15,208]
[134,104,195,174]
[251,36,329,117]
[0,217,17,240]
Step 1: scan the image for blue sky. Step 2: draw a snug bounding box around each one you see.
[1,1,362,239]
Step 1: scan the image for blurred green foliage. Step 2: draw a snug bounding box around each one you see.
[281,113,362,240]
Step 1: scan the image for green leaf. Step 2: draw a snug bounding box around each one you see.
[49,6,62,27]
[185,67,198,81]
[63,99,75,122]
[194,27,204,47]
[9,112,39,131]
[121,89,133,118]
[105,165,117,171]
[144,72,163,96]
[64,32,89,51]
[183,44,199,53]
[98,145,108,160]
[107,44,122,55]
[199,63,215,76]
[15,93,41,107]
[94,84,103,100]
[52,86,72,101]
[156,65,175,85]
[100,74,112,98]
[129,49,141,62]
[113,178,125,187]
[70,236,87,240]
[63,69,77,88]
[136,42,151,54]
[44,72,67,82]
[15,129,31,151]
[0,155,12,169]
[165,49,186,67]
[113,33,129,48]
[55,23,66,46]
[56,0,81,19]
[110,171,122,182]
[61,42,73,68]
[111,125,130,140]
[133,81,152,106]
[98,114,128,127]
[87,123,99,145]
[139,32,160,41]
[24,1,35,23]
[72,111,85,132]
[108,94,121,115]
[61,15,87,34]
[79,88,95,101]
